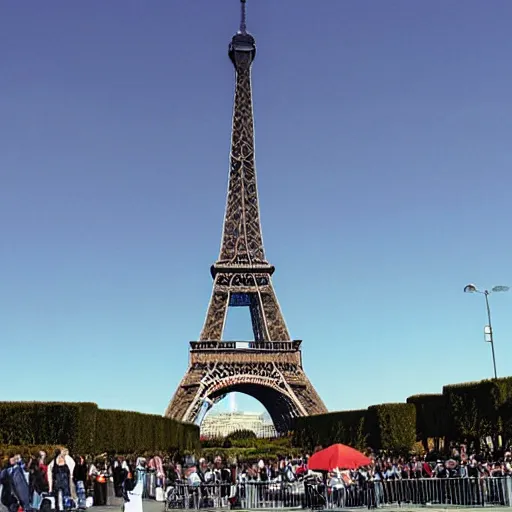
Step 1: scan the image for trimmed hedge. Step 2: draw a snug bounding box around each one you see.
[442,377,512,444]
[201,446,302,464]
[95,409,199,453]
[0,402,97,452]
[293,404,416,454]
[294,376,512,455]
[293,409,368,452]
[227,430,257,441]
[200,435,301,463]
[501,398,512,443]
[367,403,416,452]
[406,394,448,444]
[0,402,199,455]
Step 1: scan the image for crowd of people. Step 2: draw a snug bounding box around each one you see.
[2,444,512,511]
[0,449,238,512]
[227,445,512,483]
[0,449,109,512]
[171,447,512,508]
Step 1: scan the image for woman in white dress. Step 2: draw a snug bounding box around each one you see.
[122,473,143,512]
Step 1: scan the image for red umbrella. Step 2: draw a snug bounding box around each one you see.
[308,444,372,471]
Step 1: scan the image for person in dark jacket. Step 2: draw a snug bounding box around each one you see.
[0,455,20,512]
[112,457,128,498]
[72,456,88,509]
[72,456,88,487]
[122,471,136,502]
[28,456,48,508]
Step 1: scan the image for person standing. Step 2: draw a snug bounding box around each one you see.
[51,454,71,511]
[28,456,48,509]
[73,456,88,509]
[1,455,21,512]
[112,457,128,498]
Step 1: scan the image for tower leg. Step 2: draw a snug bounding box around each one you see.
[200,280,229,341]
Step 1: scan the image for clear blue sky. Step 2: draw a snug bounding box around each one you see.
[2,1,512,418]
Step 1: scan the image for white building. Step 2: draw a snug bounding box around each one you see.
[200,411,277,439]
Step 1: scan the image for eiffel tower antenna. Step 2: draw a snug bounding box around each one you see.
[240,0,247,34]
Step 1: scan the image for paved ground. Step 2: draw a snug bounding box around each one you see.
[91,502,512,512]
[4,500,512,512]
[96,500,163,512]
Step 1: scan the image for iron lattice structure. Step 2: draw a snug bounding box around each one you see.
[165,1,327,432]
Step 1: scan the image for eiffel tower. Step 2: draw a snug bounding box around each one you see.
[165,0,327,432]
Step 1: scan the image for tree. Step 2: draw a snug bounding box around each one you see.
[226,429,257,441]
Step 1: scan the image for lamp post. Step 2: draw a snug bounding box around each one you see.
[463,284,510,380]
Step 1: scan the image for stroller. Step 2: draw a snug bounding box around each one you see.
[165,482,187,510]
[304,481,327,510]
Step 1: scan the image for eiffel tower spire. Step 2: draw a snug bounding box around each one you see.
[215,0,267,272]
[198,0,289,341]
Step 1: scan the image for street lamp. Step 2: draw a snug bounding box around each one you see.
[463,284,510,380]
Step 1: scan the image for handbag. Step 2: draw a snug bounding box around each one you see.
[32,491,42,510]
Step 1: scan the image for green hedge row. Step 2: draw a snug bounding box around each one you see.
[406,393,447,448]
[201,446,303,464]
[199,434,301,463]
[0,402,199,455]
[293,409,368,451]
[442,377,512,444]
[406,378,512,446]
[367,403,416,453]
[95,409,199,453]
[293,404,415,454]
[0,402,97,452]
[294,376,512,453]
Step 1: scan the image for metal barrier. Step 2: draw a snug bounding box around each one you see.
[165,481,305,510]
[326,477,512,508]
[241,480,305,509]
[163,477,512,509]
[165,482,232,510]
